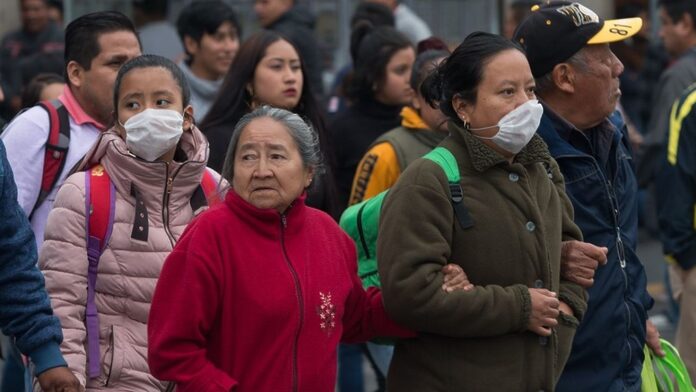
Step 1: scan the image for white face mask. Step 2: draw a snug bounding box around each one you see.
[469,99,543,154]
[121,108,185,162]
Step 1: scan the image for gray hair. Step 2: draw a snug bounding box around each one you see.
[220,105,324,183]
[534,48,589,95]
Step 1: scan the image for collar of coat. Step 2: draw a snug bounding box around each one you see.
[449,121,551,172]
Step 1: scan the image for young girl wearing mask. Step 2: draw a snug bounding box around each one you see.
[38,55,221,391]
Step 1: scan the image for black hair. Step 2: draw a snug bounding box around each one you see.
[350,2,395,29]
[21,73,64,109]
[200,30,338,214]
[176,1,241,62]
[410,49,449,91]
[132,0,168,16]
[659,0,696,27]
[64,11,139,72]
[112,54,191,116]
[422,31,524,126]
[46,0,62,10]
[346,23,412,101]
[201,31,325,135]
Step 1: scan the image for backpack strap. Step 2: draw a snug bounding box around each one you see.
[424,147,474,230]
[191,169,222,212]
[30,99,70,220]
[84,164,115,379]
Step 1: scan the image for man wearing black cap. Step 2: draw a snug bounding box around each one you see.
[514,2,661,391]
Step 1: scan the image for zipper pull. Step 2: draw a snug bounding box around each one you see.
[166,177,173,194]
[616,227,626,269]
[281,214,287,228]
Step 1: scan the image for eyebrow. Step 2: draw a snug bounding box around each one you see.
[120,90,175,100]
[120,92,143,101]
[267,57,300,63]
[496,78,536,87]
[105,54,130,63]
[152,90,176,96]
[239,142,289,151]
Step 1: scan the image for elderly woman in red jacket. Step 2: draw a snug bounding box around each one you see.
[147,105,468,391]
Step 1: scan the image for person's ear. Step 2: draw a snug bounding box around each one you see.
[452,94,472,126]
[183,105,194,132]
[552,63,576,94]
[113,110,126,138]
[411,94,422,111]
[66,60,84,88]
[183,36,200,59]
[304,166,315,188]
[679,12,694,35]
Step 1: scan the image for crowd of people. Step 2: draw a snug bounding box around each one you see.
[1,0,695,391]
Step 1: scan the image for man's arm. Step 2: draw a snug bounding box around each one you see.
[0,140,70,378]
[0,106,50,215]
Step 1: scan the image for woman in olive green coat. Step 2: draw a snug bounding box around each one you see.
[377,32,587,392]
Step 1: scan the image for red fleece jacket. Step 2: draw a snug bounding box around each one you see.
[147,190,411,392]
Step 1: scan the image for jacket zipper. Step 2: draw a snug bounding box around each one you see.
[557,152,633,369]
[280,213,303,392]
[105,325,115,386]
[161,162,190,247]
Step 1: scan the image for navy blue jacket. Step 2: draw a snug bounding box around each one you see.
[656,83,696,271]
[0,140,65,375]
[537,108,653,392]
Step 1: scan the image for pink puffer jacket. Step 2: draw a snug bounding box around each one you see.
[39,127,221,391]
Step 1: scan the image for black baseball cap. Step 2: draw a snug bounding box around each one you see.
[513,1,642,77]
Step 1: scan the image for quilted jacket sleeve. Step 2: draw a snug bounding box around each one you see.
[38,172,90,387]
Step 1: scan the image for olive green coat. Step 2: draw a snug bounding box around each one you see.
[377,123,587,392]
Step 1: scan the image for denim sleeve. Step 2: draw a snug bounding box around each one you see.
[0,140,65,374]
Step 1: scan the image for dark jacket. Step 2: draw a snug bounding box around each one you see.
[638,48,696,186]
[267,5,324,98]
[656,83,696,271]
[0,139,66,375]
[330,98,402,209]
[0,22,64,118]
[537,107,653,392]
[378,123,586,392]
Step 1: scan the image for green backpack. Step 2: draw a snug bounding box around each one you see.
[339,146,474,289]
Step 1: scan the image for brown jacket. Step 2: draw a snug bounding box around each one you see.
[377,123,587,391]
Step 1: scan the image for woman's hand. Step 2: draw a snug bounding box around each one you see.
[441,263,474,292]
[527,288,559,336]
[558,300,574,318]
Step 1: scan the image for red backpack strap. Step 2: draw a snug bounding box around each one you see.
[84,164,115,379]
[191,169,222,212]
[30,99,70,219]
[201,169,222,206]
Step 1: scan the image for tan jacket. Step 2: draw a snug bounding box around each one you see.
[39,127,219,391]
[378,123,587,391]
